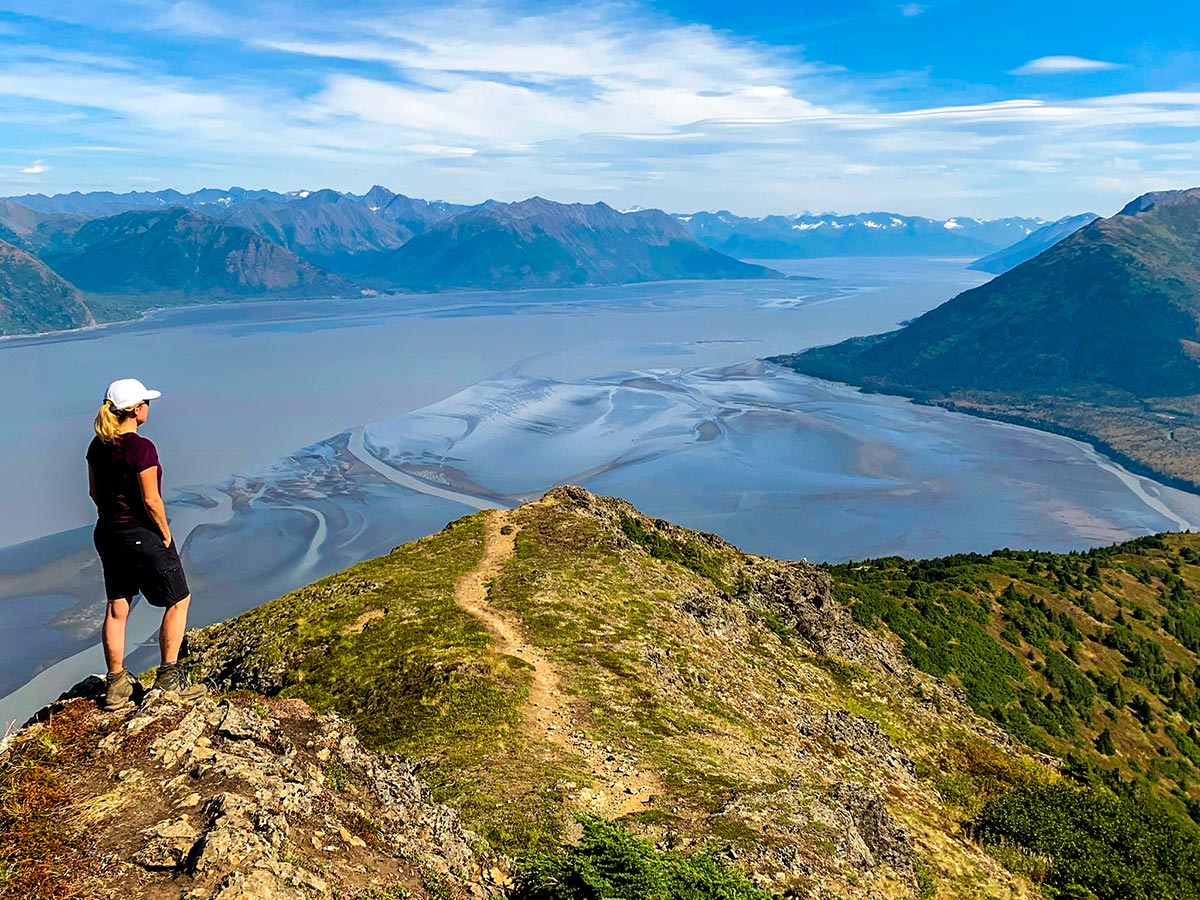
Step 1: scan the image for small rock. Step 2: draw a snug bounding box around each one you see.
[131,816,199,870]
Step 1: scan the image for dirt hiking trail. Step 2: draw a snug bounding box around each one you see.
[453,508,660,818]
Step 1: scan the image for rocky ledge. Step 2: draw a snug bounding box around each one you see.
[0,682,496,900]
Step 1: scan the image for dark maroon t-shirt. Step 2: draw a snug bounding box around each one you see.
[86,433,162,531]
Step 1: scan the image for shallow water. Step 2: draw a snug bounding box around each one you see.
[4,258,1197,725]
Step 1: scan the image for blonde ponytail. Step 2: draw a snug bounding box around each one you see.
[94,401,136,443]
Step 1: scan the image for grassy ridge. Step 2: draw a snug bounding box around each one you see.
[191,492,1055,898]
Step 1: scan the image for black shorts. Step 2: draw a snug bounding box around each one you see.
[93,525,190,608]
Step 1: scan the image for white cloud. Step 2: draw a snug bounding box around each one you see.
[405,144,479,158]
[900,3,925,16]
[1010,55,1123,75]
[0,2,1191,217]
[145,1,232,37]
[20,159,50,174]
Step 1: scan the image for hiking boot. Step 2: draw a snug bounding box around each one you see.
[103,669,136,712]
[151,662,208,701]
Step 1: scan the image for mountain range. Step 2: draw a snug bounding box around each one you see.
[7,488,1200,900]
[0,188,791,336]
[676,209,1046,259]
[773,187,1200,490]
[41,207,346,297]
[0,184,1102,338]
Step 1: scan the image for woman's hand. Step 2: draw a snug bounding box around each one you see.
[162,531,173,548]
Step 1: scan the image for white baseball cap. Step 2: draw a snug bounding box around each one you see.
[105,378,162,410]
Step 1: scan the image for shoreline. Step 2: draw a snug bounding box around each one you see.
[764,356,1200,501]
[0,270,800,344]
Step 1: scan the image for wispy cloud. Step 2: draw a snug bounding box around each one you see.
[0,1,1190,217]
[19,159,50,174]
[146,1,234,37]
[1011,55,1124,75]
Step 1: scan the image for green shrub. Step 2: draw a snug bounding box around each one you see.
[974,780,1200,900]
[619,515,729,589]
[510,817,773,900]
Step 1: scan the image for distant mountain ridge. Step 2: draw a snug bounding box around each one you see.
[675,209,1047,259]
[221,186,474,275]
[0,184,1069,336]
[0,191,780,334]
[6,186,286,217]
[772,186,1200,489]
[370,197,778,289]
[969,212,1100,274]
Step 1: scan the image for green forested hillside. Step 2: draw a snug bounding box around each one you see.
[833,533,1200,898]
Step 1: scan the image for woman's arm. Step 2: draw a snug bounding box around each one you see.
[88,463,99,509]
[138,468,172,546]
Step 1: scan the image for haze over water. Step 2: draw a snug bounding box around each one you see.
[5,257,1200,725]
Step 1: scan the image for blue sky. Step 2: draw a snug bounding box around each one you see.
[0,0,1196,218]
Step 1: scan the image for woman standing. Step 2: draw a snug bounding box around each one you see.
[87,378,207,711]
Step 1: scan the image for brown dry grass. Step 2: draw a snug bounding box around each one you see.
[0,701,108,900]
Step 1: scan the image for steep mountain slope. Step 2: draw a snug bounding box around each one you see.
[0,238,93,335]
[833,532,1200,900]
[773,188,1200,489]
[0,199,86,255]
[969,213,1100,274]
[41,207,347,296]
[676,211,1044,259]
[373,199,778,290]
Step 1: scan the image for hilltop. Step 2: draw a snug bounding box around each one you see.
[10,488,1200,899]
[773,187,1200,490]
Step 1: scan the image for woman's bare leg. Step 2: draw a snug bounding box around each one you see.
[159,595,191,665]
[102,598,131,673]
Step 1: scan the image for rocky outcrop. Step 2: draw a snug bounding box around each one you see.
[1,683,491,900]
[813,782,915,880]
[800,710,917,780]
